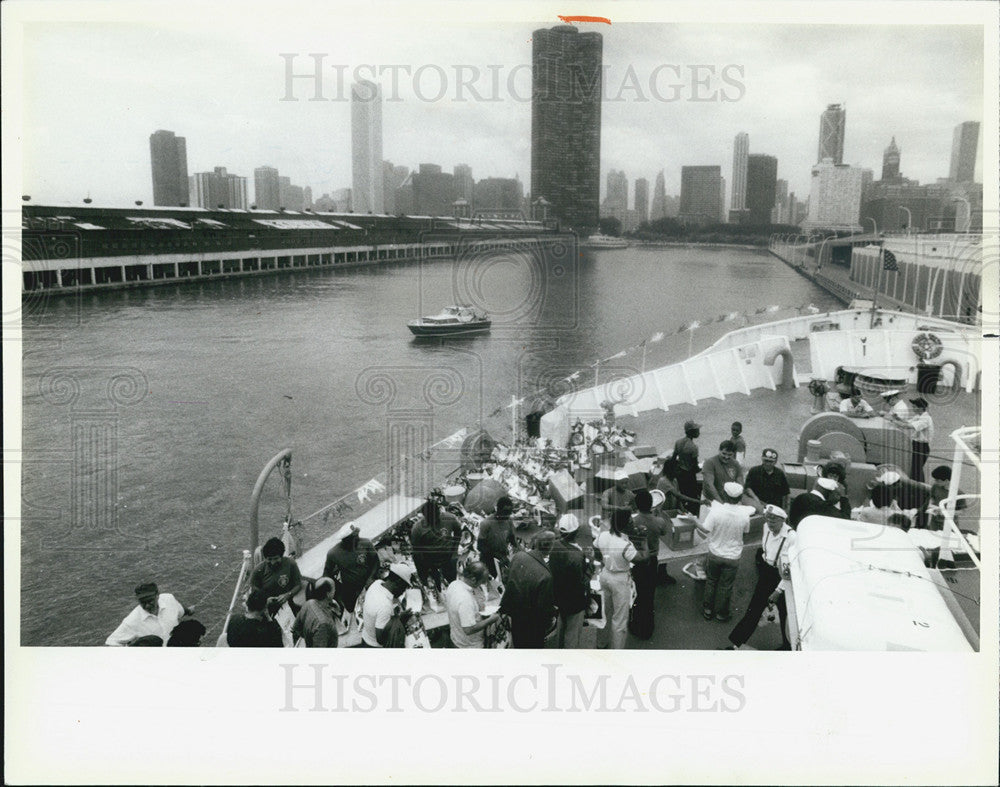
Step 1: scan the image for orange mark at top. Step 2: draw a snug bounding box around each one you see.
[558,14,611,25]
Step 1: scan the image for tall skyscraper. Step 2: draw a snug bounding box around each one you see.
[149,130,189,206]
[746,154,778,225]
[254,166,281,209]
[817,104,846,165]
[679,166,724,226]
[454,164,474,203]
[948,121,979,183]
[881,137,901,182]
[634,178,649,226]
[650,171,667,221]
[189,166,248,210]
[351,79,384,213]
[730,132,749,222]
[383,162,409,215]
[531,25,603,229]
[602,169,628,225]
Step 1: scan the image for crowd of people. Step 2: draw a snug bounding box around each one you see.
[107,390,953,650]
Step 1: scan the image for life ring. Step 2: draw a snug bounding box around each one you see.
[911,332,943,361]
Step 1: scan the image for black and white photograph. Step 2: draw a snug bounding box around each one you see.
[4,0,998,783]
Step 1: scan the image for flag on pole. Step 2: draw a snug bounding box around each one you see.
[883,249,899,271]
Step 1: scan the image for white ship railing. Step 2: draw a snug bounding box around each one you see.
[938,426,981,570]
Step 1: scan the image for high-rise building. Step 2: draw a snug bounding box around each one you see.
[149,130,189,206]
[650,171,667,221]
[803,158,872,230]
[881,137,901,182]
[634,178,649,226]
[729,132,749,222]
[189,166,248,210]
[303,186,312,210]
[679,166,724,226]
[253,166,281,209]
[454,164,474,203]
[817,104,846,165]
[745,154,778,225]
[351,79,384,214]
[411,163,455,216]
[948,121,979,183]
[531,25,603,230]
[601,169,628,225]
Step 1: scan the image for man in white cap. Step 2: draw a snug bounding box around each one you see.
[788,476,844,529]
[601,467,636,518]
[548,514,589,648]
[695,482,755,622]
[879,389,909,420]
[360,563,414,648]
[323,522,380,616]
[722,504,796,650]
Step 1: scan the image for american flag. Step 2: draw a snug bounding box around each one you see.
[883,249,899,271]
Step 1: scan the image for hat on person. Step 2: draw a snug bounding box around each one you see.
[880,389,901,399]
[761,448,779,460]
[723,481,744,498]
[878,470,901,485]
[816,477,839,491]
[556,513,580,534]
[333,522,359,544]
[134,582,158,600]
[650,489,666,509]
[684,420,702,431]
[387,563,416,585]
[613,468,628,481]
[909,396,929,409]
[764,504,788,519]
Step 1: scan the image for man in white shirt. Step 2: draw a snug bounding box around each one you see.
[106,582,192,646]
[723,505,796,650]
[444,561,499,648]
[894,396,934,483]
[360,563,414,647]
[839,392,874,418]
[879,389,909,420]
[695,482,754,622]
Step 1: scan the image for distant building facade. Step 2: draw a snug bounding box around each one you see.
[650,171,667,221]
[948,121,979,183]
[254,166,281,209]
[729,132,749,222]
[150,130,189,207]
[679,166,724,226]
[531,25,603,229]
[601,169,628,225]
[745,154,778,225]
[803,158,872,230]
[189,167,248,210]
[412,164,455,216]
[351,80,384,213]
[881,137,901,182]
[634,178,649,227]
[473,177,523,212]
[817,104,846,165]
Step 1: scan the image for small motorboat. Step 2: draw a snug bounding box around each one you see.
[582,234,629,249]
[408,305,491,337]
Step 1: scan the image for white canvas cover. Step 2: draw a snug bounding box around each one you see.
[789,515,973,651]
[539,405,570,447]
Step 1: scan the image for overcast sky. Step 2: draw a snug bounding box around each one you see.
[14,4,987,208]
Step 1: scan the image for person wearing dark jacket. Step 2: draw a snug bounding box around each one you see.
[410,498,462,591]
[477,496,517,579]
[227,588,284,647]
[788,477,845,529]
[500,531,557,648]
[549,515,589,649]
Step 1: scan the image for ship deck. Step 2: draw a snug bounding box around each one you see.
[531,375,981,651]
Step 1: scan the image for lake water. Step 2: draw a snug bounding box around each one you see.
[19,242,841,644]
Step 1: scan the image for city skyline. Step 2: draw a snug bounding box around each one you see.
[17,17,987,208]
